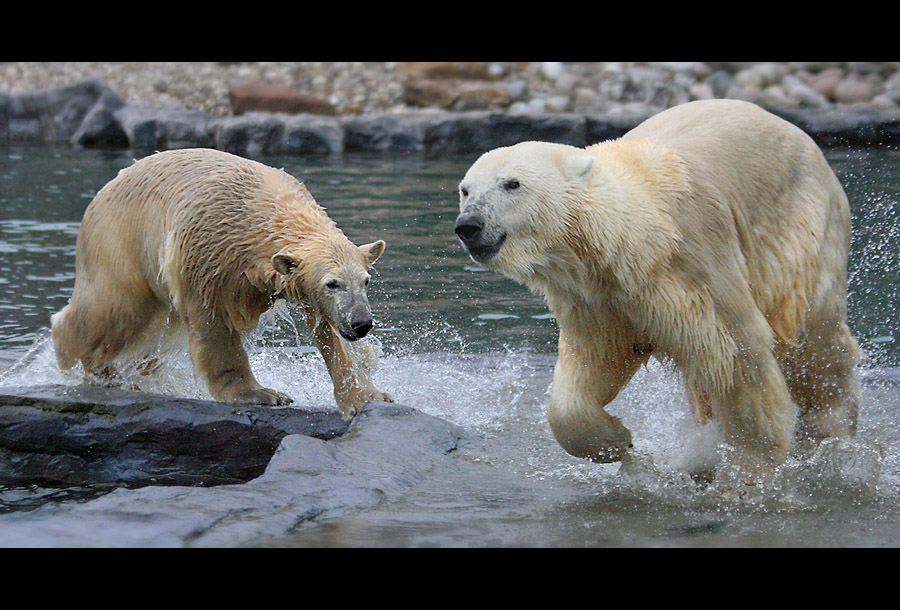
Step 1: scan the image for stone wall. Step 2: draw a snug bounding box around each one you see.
[2,77,900,155]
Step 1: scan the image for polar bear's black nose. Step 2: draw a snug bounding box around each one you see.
[351,317,373,339]
[455,213,484,243]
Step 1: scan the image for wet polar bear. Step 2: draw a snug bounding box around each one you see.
[455,99,859,484]
[52,148,391,418]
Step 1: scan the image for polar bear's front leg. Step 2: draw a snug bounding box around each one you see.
[188,318,292,406]
[304,308,393,419]
[657,278,797,485]
[547,331,647,463]
[694,350,797,485]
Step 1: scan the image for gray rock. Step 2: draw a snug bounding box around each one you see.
[705,62,758,73]
[763,84,798,107]
[874,89,900,107]
[0,384,349,488]
[734,63,787,90]
[788,62,839,73]
[424,111,587,153]
[572,87,611,114]
[210,112,286,156]
[540,62,566,81]
[787,81,831,108]
[771,106,900,147]
[554,71,581,94]
[342,112,441,153]
[886,71,900,91]
[0,398,471,547]
[585,111,650,144]
[114,105,214,150]
[504,79,530,102]
[282,114,343,155]
[689,82,716,101]
[705,70,734,98]
[70,87,127,147]
[544,95,572,113]
[1,78,127,145]
[507,98,549,115]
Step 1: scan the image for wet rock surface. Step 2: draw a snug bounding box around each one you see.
[0,384,350,488]
[0,388,471,547]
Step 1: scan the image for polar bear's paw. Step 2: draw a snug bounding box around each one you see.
[230,387,294,406]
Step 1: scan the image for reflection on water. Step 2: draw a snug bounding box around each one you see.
[1,143,899,546]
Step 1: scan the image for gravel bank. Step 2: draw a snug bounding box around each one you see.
[0,62,406,115]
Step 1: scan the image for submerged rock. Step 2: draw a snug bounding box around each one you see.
[0,384,350,488]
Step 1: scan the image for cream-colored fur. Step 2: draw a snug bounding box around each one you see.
[456,99,859,483]
[51,148,391,418]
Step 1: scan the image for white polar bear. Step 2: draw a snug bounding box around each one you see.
[454,99,860,484]
[52,148,391,417]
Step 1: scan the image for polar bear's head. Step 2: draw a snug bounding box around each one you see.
[455,141,594,282]
[272,238,385,341]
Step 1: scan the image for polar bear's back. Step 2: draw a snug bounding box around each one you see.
[623,99,852,343]
[622,99,846,223]
[81,148,296,236]
[74,148,332,308]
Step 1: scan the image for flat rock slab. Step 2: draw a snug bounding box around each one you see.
[0,395,471,547]
[0,384,350,488]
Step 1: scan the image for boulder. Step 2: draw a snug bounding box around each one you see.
[342,111,444,152]
[210,112,286,156]
[113,104,215,150]
[0,78,127,146]
[423,111,588,153]
[833,75,882,104]
[811,67,846,100]
[0,384,350,488]
[281,114,344,155]
[402,79,456,109]
[395,62,494,81]
[404,79,511,111]
[228,83,338,116]
[0,396,471,547]
[771,106,900,147]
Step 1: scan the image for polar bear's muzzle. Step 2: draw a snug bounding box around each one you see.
[340,315,373,341]
[454,212,506,263]
[336,302,374,341]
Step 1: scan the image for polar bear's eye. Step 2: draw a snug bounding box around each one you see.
[325,280,341,290]
[460,187,468,198]
[504,179,520,190]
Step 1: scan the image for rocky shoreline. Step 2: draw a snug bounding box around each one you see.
[0,387,470,547]
[2,64,900,156]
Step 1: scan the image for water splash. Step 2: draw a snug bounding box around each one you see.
[0,321,894,512]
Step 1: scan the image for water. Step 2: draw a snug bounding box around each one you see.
[1,143,899,547]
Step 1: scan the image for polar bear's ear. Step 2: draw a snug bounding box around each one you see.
[272,252,299,276]
[566,153,594,181]
[359,240,386,266]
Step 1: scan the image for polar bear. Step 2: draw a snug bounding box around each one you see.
[454,99,859,483]
[52,148,391,418]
